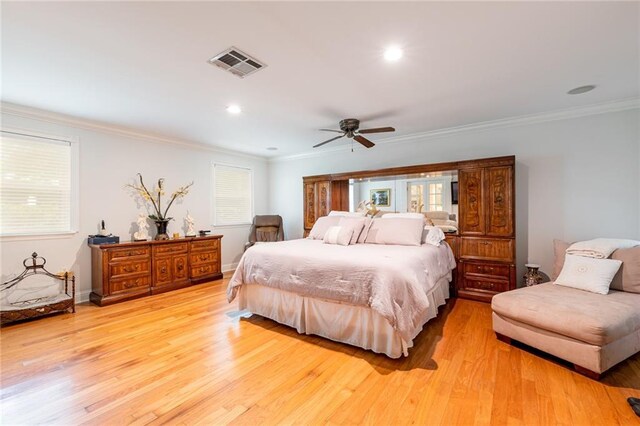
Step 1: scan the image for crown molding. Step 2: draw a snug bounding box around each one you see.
[271,97,640,163]
[0,102,269,162]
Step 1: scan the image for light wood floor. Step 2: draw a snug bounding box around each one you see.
[1,279,639,425]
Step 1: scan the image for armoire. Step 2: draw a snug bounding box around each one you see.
[302,155,516,302]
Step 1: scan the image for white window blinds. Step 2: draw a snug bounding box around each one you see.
[0,132,73,236]
[213,164,253,226]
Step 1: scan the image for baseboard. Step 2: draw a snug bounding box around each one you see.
[76,290,91,304]
[223,262,239,273]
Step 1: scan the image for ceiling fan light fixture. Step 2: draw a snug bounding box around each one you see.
[383,46,403,62]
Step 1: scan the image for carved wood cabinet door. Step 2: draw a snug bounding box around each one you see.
[172,254,189,283]
[485,166,514,237]
[315,181,331,218]
[153,257,172,286]
[459,169,485,235]
[303,182,316,230]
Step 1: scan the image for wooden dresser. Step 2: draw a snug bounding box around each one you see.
[90,235,223,306]
[457,157,515,302]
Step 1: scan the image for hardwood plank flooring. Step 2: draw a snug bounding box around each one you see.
[1,279,639,425]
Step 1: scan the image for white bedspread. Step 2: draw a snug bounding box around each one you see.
[227,239,456,342]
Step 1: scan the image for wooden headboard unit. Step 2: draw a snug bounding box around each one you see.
[302,155,516,302]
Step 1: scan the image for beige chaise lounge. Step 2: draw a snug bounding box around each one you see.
[491,245,640,379]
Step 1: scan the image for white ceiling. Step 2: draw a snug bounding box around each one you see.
[2,1,638,157]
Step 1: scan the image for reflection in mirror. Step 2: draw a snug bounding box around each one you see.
[349,170,459,233]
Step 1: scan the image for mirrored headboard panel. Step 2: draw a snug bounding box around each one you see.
[349,170,459,217]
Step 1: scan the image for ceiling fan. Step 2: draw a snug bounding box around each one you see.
[313,118,395,149]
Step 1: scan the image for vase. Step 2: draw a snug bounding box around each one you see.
[524,263,543,287]
[154,219,170,241]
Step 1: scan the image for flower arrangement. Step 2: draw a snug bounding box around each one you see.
[126,174,193,222]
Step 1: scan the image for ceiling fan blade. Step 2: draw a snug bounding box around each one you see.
[313,134,345,148]
[319,129,343,133]
[358,126,395,134]
[354,135,375,148]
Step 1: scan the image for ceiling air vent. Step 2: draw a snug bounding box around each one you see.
[208,47,266,78]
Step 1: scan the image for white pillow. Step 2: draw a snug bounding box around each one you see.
[381,213,425,220]
[328,210,366,217]
[339,217,366,245]
[364,218,424,246]
[554,254,622,295]
[308,216,341,240]
[356,217,374,244]
[422,226,445,246]
[323,225,353,246]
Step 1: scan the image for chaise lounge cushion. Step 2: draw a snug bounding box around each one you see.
[492,283,640,346]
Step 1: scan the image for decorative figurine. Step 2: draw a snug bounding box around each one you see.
[185,211,196,237]
[524,263,543,286]
[133,213,150,241]
[97,220,109,236]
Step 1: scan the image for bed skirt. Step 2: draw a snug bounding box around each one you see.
[237,277,450,358]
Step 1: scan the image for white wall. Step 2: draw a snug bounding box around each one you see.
[269,108,640,282]
[0,109,269,301]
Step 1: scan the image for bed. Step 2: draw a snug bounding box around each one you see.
[227,236,456,358]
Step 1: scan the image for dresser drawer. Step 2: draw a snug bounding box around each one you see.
[110,276,150,294]
[109,260,150,278]
[153,243,188,255]
[190,251,218,266]
[109,247,150,260]
[191,263,219,279]
[460,237,514,262]
[464,278,509,293]
[191,239,219,252]
[463,262,510,279]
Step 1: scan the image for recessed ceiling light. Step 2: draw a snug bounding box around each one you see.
[226,104,242,114]
[567,85,596,95]
[266,147,278,151]
[383,46,403,62]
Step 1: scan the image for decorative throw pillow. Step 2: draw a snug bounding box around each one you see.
[610,246,640,294]
[323,225,353,246]
[308,216,341,240]
[554,254,622,295]
[422,226,445,246]
[552,239,571,280]
[356,217,373,244]
[364,217,424,246]
[338,217,366,245]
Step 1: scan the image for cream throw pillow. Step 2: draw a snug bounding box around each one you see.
[338,217,366,245]
[554,254,622,295]
[308,216,341,240]
[323,225,354,246]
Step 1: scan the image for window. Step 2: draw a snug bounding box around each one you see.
[427,182,444,211]
[212,164,253,226]
[1,130,78,236]
[407,183,424,212]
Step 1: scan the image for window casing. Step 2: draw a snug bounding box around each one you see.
[212,164,253,226]
[0,130,78,237]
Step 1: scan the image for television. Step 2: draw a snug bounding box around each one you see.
[451,181,459,205]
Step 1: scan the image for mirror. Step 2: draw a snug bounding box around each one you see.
[349,170,459,233]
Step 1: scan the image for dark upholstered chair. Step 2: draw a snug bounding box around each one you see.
[244,215,284,251]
